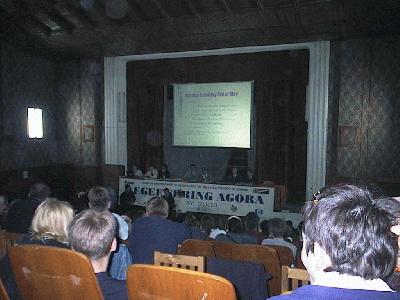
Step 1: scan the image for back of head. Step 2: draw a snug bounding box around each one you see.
[268,218,287,238]
[303,183,400,280]
[226,216,243,233]
[69,209,116,260]
[183,213,200,228]
[29,183,51,201]
[88,186,111,210]
[200,215,215,235]
[31,198,74,244]
[146,197,168,218]
[260,219,269,235]
[245,212,259,230]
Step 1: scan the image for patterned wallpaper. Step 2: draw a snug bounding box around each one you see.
[0,44,104,171]
[327,35,400,180]
[55,58,104,166]
[0,45,58,170]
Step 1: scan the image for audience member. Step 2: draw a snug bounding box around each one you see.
[284,220,294,242]
[183,213,206,240]
[183,163,201,182]
[245,212,264,244]
[88,186,132,280]
[260,219,269,238]
[159,164,171,179]
[144,166,158,179]
[119,184,136,212]
[5,182,51,233]
[262,218,297,257]
[128,197,191,264]
[175,190,186,217]
[69,209,127,300]
[270,184,400,299]
[200,215,218,238]
[0,195,9,228]
[162,188,175,220]
[1,198,73,299]
[215,216,256,244]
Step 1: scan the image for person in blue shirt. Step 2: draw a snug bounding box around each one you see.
[270,184,400,300]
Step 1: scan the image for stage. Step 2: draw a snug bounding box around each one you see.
[119,177,302,225]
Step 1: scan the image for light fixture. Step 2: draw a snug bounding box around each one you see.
[27,107,43,139]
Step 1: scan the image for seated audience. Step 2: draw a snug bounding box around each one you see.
[215,216,256,244]
[200,215,219,238]
[128,197,191,264]
[5,182,51,233]
[245,212,264,244]
[0,195,9,228]
[183,163,201,182]
[69,209,127,300]
[159,164,171,179]
[144,165,158,179]
[1,198,74,299]
[183,213,206,240]
[270,184,400,299]
[88,186,132,280]
[262,218,297,257]
[18,198,74,248]
[284,220,294,243]
[260,219,269,239]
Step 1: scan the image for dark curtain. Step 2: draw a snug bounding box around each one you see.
[255,80,307,202]
[128,84,164,171]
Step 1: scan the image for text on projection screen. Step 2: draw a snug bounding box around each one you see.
[173,81,252,148]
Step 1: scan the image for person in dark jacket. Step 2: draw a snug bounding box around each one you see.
[69,209,127,300]
[128,197,190,264]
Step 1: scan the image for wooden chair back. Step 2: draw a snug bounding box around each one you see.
[0,230,25,259]
[209,240,234,259]
[267,245,294,266]
[0,278,10,300]
[231,244,281,296]
[177,239,215,257]
[127,264,236,300]
[9,245,103,300]
[281,266,310,293]
[154,251,205,272]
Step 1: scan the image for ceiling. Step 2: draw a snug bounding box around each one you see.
[1,0,399,58]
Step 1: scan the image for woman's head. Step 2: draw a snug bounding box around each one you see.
[302,184,400,281]
[31,198,74,244]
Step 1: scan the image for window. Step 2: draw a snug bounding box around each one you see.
[27,108,43,138]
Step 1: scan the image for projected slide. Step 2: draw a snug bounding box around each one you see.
[173,81,252,148]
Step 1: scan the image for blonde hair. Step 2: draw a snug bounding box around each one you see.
[31,198,74,244]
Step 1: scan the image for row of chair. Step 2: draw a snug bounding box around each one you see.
[177,239,302,296]
[6,245,236,300]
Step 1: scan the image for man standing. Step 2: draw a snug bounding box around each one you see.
[128,196,191,264]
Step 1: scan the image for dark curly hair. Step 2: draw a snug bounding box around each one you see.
[302,184,400,280]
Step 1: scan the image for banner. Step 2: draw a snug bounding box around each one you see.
[119,178,274,217]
